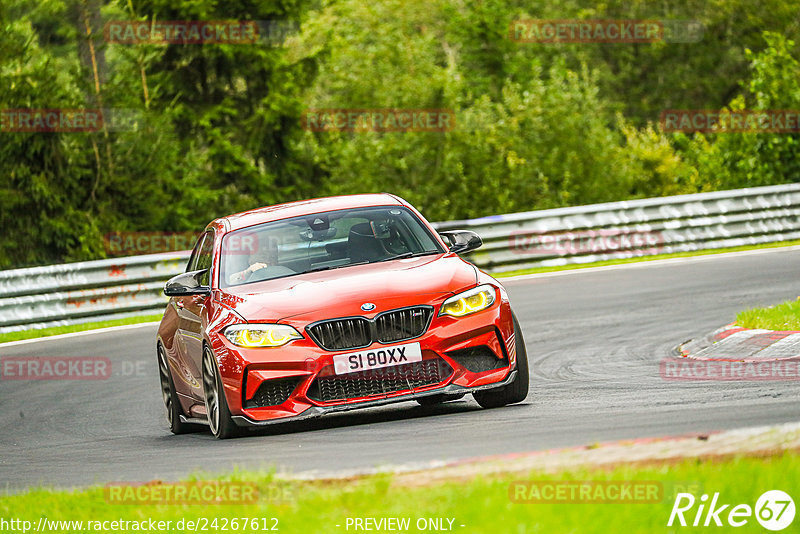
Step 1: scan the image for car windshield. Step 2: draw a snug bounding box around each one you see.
[220,206,444,287]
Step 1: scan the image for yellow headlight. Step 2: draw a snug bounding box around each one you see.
[440,285,496,317]
[223,324,303,347]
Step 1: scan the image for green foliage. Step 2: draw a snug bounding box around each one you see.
[0,0,97,266]
[2,452,798,533]
[685,33,800,190]
[294,0,705,220]
[0,0,311,268]
[1,0,799,268]
[736,297,800,330]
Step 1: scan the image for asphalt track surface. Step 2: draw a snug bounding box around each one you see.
[2,248,799,491]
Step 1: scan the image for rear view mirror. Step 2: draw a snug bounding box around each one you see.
[439,230,483,254]
[164,269,210,297]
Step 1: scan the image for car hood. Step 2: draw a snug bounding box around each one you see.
[218,254,477,322]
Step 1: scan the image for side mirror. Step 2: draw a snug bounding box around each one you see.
[439,230,483,254]
[164,269,210,297]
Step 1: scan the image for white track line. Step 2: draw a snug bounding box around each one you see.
[0,321,160,348]
[499,244,800,282]
[4,244,800,346]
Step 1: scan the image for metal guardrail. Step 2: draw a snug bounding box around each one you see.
[438,183,800,273]
[0,252,190,334]
[1,184,798,334]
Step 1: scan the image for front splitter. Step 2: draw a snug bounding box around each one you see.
[228,370,518,428]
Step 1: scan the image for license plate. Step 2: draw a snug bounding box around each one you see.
[333,342,422,375]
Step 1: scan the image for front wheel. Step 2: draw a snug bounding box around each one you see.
[157,344,203,434]
[202,346,242,439]
[473,314,529,409]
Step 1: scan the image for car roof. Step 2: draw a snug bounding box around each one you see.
[213,193,406,232]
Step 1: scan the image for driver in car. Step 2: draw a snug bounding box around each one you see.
[228,241,293,284]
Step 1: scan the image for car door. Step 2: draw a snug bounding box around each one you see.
[175,230,214,401]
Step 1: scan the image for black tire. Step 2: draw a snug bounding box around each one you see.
[157,344,204,434]
[473,314,529,409]
[202,346,242,439]
[415,393,465,406]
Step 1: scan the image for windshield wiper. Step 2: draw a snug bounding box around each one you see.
[303,252,439,274]
[303,260,370,274]
[378,250,441,262]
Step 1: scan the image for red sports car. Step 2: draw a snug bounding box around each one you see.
[157,194,528,438]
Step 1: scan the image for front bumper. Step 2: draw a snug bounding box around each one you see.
[207,294,517,426]
[230,370,517,427]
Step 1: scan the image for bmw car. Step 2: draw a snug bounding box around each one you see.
[157,194,529,438]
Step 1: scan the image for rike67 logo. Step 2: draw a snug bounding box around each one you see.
[668,490,795,530]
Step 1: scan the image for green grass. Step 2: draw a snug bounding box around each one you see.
[1,452,796,533]
[493,239,800,278]
[0,314,162,344]
[736,299,800,331]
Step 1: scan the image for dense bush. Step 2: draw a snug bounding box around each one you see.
[1,0,798,267]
